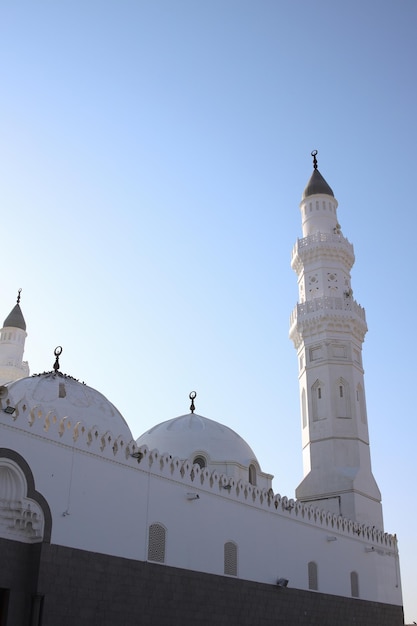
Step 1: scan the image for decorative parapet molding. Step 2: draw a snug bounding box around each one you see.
[130,444,397,551]
[0,400,397,551]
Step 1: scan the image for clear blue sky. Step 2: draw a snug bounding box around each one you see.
[1,1,416,620]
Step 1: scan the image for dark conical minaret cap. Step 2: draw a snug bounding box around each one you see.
[302,150,334,200]
[3,289,26,331]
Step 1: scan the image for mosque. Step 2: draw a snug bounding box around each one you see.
[0,155,404,625]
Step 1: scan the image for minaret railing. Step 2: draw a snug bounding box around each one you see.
[292,232,354,257]
[290,295,366,327]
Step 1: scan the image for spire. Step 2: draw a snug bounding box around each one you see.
[3,289,26,331]
[302,150,334,200]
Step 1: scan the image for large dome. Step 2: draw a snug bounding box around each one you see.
[4,372,133,442]
[136,413,259,467]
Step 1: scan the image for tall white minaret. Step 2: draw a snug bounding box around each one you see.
[0,290,29,385]
[289,151,383,529]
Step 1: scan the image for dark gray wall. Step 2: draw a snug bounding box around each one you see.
[0,539,404,626]
[38,544,403,626]
[0,539,41,625]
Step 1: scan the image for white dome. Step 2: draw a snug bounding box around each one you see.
[4,373,133,442]
[136,413,259,467]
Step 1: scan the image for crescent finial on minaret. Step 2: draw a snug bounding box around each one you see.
[17,288,22,304]
[311,150,318,170]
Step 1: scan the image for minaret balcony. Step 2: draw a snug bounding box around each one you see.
[289,295,367,345]
[291,232,355,273]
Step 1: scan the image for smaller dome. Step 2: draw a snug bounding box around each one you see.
[3,304,26,331]
[302,168,334,200]
[137,413,259,467]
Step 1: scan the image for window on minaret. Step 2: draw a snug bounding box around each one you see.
[302,389,307,428]
[312,380,324,422]
[357,384,367,424]
[336,378,350,418]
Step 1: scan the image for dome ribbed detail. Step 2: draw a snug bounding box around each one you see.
[137,413,259,466]
[3,304,26,331]
[302,168,334,200]
[6,373,133,442]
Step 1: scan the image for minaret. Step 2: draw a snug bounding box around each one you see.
[289,151,383,529]
[0,290,30,385]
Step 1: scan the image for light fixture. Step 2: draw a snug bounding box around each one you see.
[365,547,375,553]
[4,406,15,415]
[326,536,337,542]
[222,485,232,490]
[276,578,289,588]
[131,451,143,463]
[186,493,200,500]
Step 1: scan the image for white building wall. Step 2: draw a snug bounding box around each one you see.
[0,414,402,607]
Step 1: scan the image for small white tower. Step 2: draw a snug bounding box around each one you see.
[289,152,383,528]
[0,290,29,385]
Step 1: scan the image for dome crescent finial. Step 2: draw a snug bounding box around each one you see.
[17,288,22,304]
[311,150,318,170]
[189,391,197,414]
[53,346,63,372]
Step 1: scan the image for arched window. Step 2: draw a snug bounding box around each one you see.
[148,523,166,563]
[308,561,318,590]
[301,388,307,428]
[336,377,350,418]
[357,384,367,424]
[224,541,238,576]
[248,464,257,486]
[350,571,359,598]
[193,456,206,469]
[312,380,324,422]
